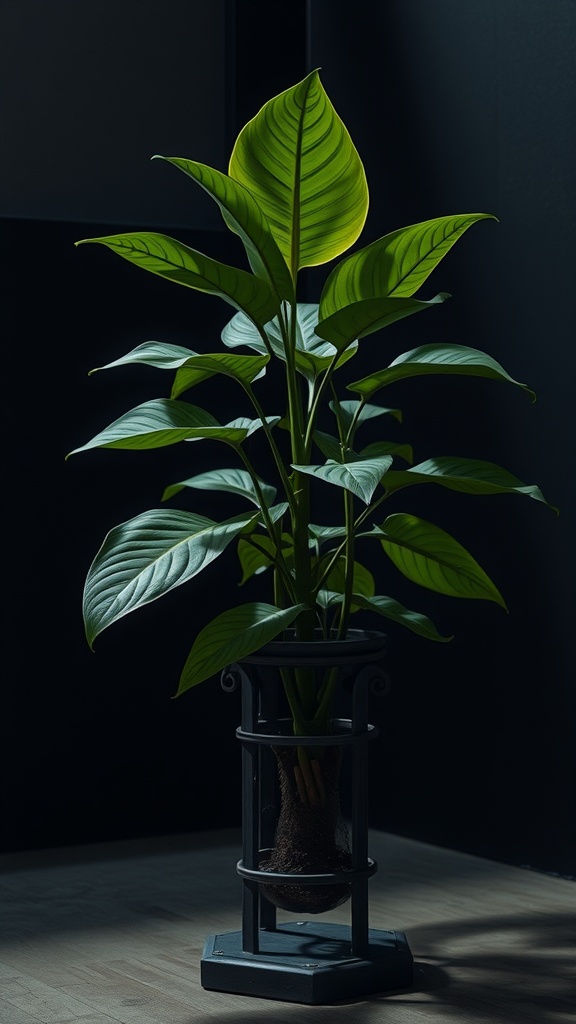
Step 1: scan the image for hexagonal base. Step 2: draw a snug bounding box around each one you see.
[201,921,413,1004]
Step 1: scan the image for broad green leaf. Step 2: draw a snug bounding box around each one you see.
[381,457,557,510]
[313,430,354,463]
[352,594,452,642]
[170,352,269,399]
[348,343,536,400]
[75,232,278,327]
[308,524,348,544]
[176,602,306,693]
[292,455,393,504]
[319,213,497,312]
[83,508,259,647]
[315,293,450,350]
[223,415,281,437]
[228,69,368,273]
[377,513,506,607]
[162,468,277,507]
[67,399,248,456]
[154,156,294,301]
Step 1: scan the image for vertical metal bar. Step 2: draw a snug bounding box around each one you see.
[258,666,278,931]
[350,666,370,958]
[241,667,260,953]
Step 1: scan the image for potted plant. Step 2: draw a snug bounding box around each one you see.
[67,69,555,934]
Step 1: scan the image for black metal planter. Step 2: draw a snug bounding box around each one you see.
[201,630,413,1005]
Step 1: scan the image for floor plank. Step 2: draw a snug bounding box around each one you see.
[0,828,574,1022]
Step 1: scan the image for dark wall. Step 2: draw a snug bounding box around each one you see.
[309,0,576,876]
[2,0,574,876]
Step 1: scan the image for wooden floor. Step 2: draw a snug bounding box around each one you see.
[0,827,574,1023]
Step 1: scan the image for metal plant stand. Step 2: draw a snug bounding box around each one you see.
[201,632,413,1004]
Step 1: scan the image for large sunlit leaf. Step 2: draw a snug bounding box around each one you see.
[162,467,277,507]
[381,457,557,510]
[376,513,506,607]
[83,508,260,647]
[176,602,306,694]
[315,293,449,350]
[154,156,294,302]
[292,455,393,504]
[67,399,248,456]
[75,232,278,327]
[352,594,452,642]
[228,69,368,273]
[319,213,497,312]
[348,343,536,400]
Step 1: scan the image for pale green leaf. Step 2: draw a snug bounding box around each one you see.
[162,468,277,507]
[83,509,259,647]
[381,457,557,510]
[292,455,393,504]
[229,69,368,272]
[348,343,536,400]
[170,352,269,399]
[67,399,248,456]
[176,602,306,693]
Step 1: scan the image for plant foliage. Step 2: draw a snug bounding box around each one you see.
[68,70,556,738]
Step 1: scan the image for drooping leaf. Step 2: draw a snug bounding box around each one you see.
[352,594,452,642]
[329,399,403,432]
[319,213,497,312]
[176,602,306,694]
[376,513,507,607]
[315,293,450,350]
[170,353,269,399]
[89,340,197,374]
[67,399,248,456]
[162,468,277,507]
[154,156,294,301]
[348,343,536,400]
[75,232,278,327]
[381,457,557,510]
[228,69,368,273]
[83,509,259,647]
[292,455,393,504]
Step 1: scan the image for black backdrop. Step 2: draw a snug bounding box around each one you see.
[2,0,574,876]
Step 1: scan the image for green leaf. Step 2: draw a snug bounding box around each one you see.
[348,343,536,400]
[237,533,293,584]
[329,399,403,432]
[162,467,277,507]
[75,231,278,327]
[170,352,269,399]
[222,304,357,380]
[376,513,507,607]
[89,340,198,374]
[360,440,414,465]
[67,399,248,456]
[228,69,368,272]
[176,602,306,694]
[324,558,375,600]
[315,293,450,350]
[352,594,452,642]
[83,509,259,647]
[381,457,557,510]
[154,156,294,301]
[292,455,393,504]
[319,213,497,312]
